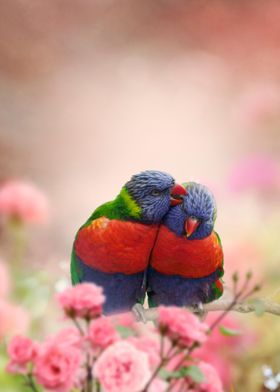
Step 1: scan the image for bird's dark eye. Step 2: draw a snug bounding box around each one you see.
[151,189,161,196]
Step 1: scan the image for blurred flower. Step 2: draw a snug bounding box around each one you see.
[0,299,29,340]
[228,155,280,194]
[34,341,81,392]
[57,283,105,319]
[6,335,39,374]
[264,378,279,391]
[94,341,151,392]
[263,365,274,378]
[158,306,208,348]
[224,241,263,285]
[88,317,119,350]
[0,260,10,298]
[196,361,224,392]
[262,365,280,391]
[0,180,49,224]
[195,313,256,387]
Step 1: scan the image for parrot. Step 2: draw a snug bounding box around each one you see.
[71,170,186,314]
[147,182,224,308]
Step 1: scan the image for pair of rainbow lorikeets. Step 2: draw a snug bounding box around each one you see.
[71,171,224,315]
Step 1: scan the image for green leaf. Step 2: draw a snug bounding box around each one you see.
[250,298,266,317]
[159,368,175,380]
[159,368,182,380]
[180,366,205,383]
[219,325,242,336]
[159,366,205,383]
[115,325,135,338]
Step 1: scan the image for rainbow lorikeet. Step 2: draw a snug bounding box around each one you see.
[71,170,186,314]
[147,182,224,308]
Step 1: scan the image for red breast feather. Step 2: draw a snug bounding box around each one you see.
[151,226,223,278]
[75,217,158,274]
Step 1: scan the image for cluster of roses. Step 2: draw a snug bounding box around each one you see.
[6,283,223,392]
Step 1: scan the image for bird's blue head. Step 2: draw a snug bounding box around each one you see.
[164,182,217,239]
[125,170,186,224]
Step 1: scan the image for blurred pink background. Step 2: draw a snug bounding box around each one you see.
[0,0,279,286]
[0,3,280,391]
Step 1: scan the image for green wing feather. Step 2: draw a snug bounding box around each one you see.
[71,247,81,285]
[70,187,142,285]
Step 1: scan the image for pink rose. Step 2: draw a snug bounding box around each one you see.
[128,335,161,369]
[57,283,105,319]
[34,342,81,392]
[94,341,151,392]
[158,307,208,348]
[48,327,84,349]
[0,180,49,224]
[6,335,39,374]
[88,317,119,350]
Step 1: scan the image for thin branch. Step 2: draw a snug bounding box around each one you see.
[134,298,280,323]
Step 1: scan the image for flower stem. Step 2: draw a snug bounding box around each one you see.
[164,342,199,392]
[85,319,93,392]
[208,287,246,332]
[142,343,179,391]
[71,317,85,336]
[86,352,93,392]
[25,373,39,392]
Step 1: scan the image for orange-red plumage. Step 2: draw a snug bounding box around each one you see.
[75,217,158,275]
[151,225,223,278]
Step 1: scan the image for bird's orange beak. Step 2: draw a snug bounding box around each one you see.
[185,217,200,237]
[170,184,187,206]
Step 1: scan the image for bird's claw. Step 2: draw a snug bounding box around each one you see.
[132,303,147,323]
[192,302,207,321]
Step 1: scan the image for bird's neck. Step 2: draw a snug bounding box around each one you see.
[114,187,142,221]
[83,187,142,226]
[163,206,185,236]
